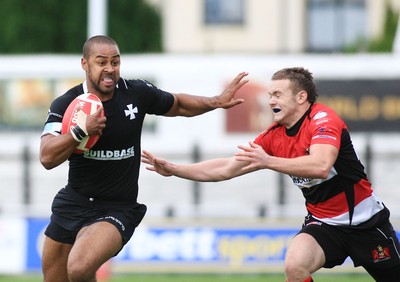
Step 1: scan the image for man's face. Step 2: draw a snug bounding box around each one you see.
[81,43,121,98]
[268,79,301,128]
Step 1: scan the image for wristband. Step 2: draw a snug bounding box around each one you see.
[70,125,87,142]
[70,108,89,142]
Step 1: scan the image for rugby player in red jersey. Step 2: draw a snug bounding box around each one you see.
[142,67,400,282]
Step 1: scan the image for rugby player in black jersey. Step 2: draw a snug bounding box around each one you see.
[40,35,248,282]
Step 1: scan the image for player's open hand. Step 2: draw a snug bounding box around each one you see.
[141,150,174,177]
[235,141,270,171]
[215,72,249,109]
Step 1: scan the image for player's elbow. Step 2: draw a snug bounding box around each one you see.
[315,164,332,179]
[40,157,56,170]
[196,171,231,182]
[40,153,60,170]
[213,169,237,182]
[213,174,231,182]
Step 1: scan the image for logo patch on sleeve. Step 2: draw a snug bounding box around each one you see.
[313,111,328,120]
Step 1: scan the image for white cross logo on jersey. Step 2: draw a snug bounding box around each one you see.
[124,104,138,120]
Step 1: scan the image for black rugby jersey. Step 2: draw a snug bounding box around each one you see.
[42,78,174,203]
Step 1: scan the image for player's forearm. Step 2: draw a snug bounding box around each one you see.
[40,134,77,169]
[168,93,219,117]
[266,155,332,179]
[171,158,235,182]
[265,144,337,179]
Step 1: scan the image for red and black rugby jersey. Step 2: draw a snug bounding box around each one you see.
[254,103,384,226]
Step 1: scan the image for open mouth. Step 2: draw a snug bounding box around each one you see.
[102,77,114,86]
[272,108,281,113]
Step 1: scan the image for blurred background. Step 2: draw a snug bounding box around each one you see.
[1,0,400,277]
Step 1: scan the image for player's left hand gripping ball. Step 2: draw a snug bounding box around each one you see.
[61,93,104,154]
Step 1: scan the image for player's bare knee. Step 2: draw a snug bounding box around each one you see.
[285,259,310,282]
[67,259,96,282]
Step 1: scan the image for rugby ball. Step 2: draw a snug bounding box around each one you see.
[61,93,104,154]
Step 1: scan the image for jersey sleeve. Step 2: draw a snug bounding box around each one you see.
[129,79,174,115]
[41,93,76,137]
[309,108,343,149]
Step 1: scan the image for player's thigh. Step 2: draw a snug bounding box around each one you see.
[42,236,73,282]
[285,233,325,273]
[68,221,123,271]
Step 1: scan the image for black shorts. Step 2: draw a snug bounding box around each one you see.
[45,188,147,248]
[299,214,400,281]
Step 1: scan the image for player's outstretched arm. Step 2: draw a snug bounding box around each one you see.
[236,141,338,179]
[164,72,249,117]
[141,150,250,182]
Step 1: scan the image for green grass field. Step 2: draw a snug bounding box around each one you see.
[0,273,374,282]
